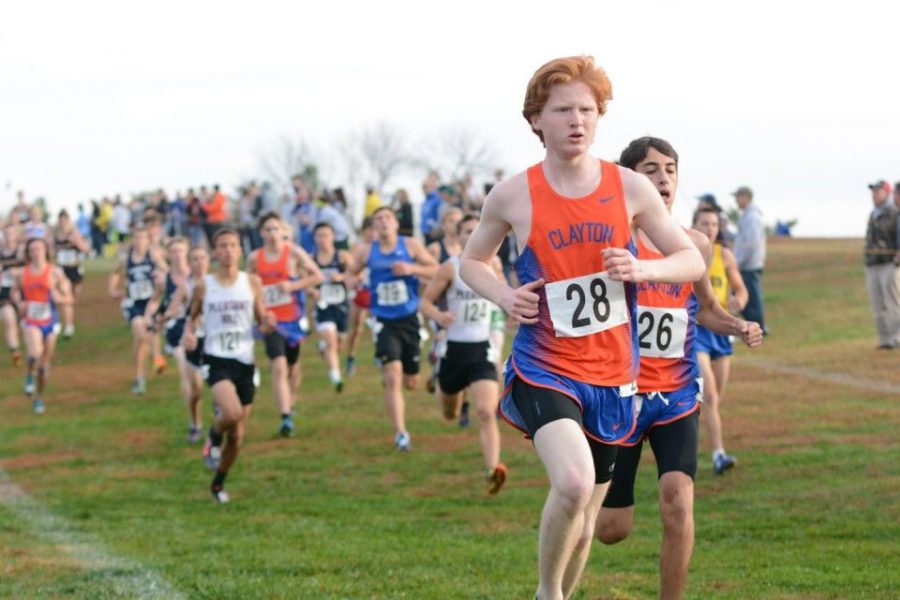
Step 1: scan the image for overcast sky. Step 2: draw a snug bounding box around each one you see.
[2,0,898,236]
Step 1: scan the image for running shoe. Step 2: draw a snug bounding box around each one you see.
[334,380,344,393]
[63,324,75,339]
[317,339,326,357]
[187,425,202,444]
[32,397,46,415]
[394,431,411,452]
[154,355,167,375]
[486,463,508,495]
[425,373,436,394]
[23,374,35,395]
[210,484,229,504]
[345,356,356,377]
[11,348,23,367]
[458,401,470,428]
[203,439,221,471]
[713,453,737,476]
[131,378,146,395]
[279,415,295,438]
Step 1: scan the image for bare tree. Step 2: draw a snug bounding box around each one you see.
[258,135,319,193]
[412,127,499,183]
[355,121,410,191]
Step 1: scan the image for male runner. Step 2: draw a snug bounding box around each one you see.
[420,213,507,493]
[108,225,167,394]
[310,222,355,392]
[53,210,90,339]
[594,137,762,600]
[14,238,73,414]
[0,222,24,365]
[143,211,169,375]
[692,206,751,475]
[458,56,706,600]
[348,206,438,450]
[247,212,322,437]
[183,228,274,503]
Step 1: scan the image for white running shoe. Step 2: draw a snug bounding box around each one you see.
[394,431,411,451]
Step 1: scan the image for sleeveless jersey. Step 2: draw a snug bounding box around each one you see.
[203,272,255,364]
[256,245,300,322]
[125,251,155,303]
[368,237,419,320]
[54,233,80,267]
[446,257,491,342]
[511,160,638,386]
[315,250,348,309]
[635,236,699,393]
[22,264,55,326]
[708,242,729,309]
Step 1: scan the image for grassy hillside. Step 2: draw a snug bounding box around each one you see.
[1,238,897,599]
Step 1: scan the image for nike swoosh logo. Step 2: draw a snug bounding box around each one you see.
[598,195,615,203]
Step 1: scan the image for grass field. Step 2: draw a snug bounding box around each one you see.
[1,238,898,599]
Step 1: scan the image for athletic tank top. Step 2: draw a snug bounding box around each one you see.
[635,235,699,393]
[203,272,255,364]
[126,251,155,303]
[438,239,451,263]
[22,264,54,326]
[511,160,638,386]
[256,245,300,322]
[315,251,348,309]
[54,233,79,267]
[368,237,419,320]
[708,243,729,309]
[0,247,22,289]
[445,256,492,342]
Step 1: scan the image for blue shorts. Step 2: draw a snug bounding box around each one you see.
[165,318,186,353]
[24,317,61,339]
[695,325,733,360]
[315,305,348,333]
[499,354,637,445]
[622,379,702,446]
[122,299,149,323]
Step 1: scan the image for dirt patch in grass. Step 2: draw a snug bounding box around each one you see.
[1,449,83,471]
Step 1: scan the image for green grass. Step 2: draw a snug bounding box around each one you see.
[1,238,899,598]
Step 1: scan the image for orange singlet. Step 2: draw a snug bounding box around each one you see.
[256,245,299,322]
[635,236,699,393]
[22,264,55,328]
[508,160,638,386]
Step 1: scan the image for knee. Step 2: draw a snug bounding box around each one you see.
[553,471,594,516]
[475,404,495,423]
[595,510,632,545]
[659,477,693,534]
[403,375,417,390]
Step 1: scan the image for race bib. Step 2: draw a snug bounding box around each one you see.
[208,330,246,356]
[376,280,409,306]
[0,271,13,288]
[26,302,51,321]
[128,279,154,301]
[56,249,78,266]
[636,306,689,359]
[319,283,347,307]
[545,271,629,338]
[263,283,293,308]
[461,299,489,324]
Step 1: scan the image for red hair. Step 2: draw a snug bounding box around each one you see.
[522,55,613,143]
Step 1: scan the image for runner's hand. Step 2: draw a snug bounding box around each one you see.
[603,248,646,282]
[500,278,544,325]
[391,262,413,277]
[737,320,763,348]
[436,311,455,329]
[182,329,197,351]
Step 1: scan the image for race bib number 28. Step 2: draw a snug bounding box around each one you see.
[545,271,629,338]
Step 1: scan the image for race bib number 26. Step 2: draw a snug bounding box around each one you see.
[637,306,689,359]
[545,271,629,338]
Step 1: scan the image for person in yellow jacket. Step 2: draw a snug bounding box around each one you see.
[364,185,383,217]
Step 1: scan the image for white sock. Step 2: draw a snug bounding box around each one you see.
[329,368,341,384]
[712,448,725,461]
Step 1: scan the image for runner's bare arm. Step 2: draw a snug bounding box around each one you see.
[162,282,188,322]
[610,168,705,284]
[52,268,74,306]
[245,251,258,274]
[250,273,276,333]
[108,256,126,298]
[289,245,324,291]
[460,182,542,324]
[346,243,370,277]
[143,272,168,320]
[181,280,205,351]
[405,238,439,279]
[334,250,355,283]
[695,275,763,348]
[419,261,455,328]
[722,246,749,314]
